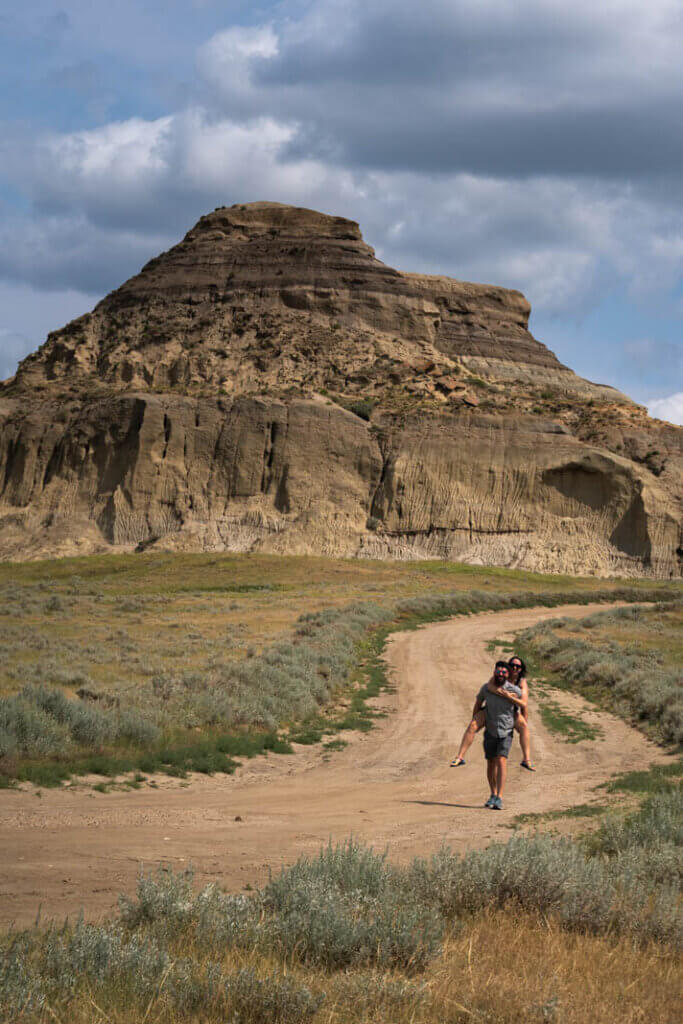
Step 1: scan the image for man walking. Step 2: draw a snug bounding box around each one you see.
[472,660,524,810]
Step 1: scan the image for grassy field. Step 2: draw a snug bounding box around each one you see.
[517,603,683,747]
[0,553,681,1022]
[0,552,677,787]
[1,552,669,700]
[2,801,680,1023]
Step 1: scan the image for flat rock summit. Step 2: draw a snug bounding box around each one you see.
[1,201,681,575]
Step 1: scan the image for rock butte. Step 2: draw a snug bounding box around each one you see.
[0,201,681,575]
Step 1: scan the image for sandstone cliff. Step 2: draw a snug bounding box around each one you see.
[1,202,681,575]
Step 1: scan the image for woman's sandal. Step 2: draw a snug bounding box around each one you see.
[449,757,466,767]
[521,760,537,772]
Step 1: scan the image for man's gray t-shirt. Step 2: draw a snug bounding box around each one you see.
[477,682,522,737]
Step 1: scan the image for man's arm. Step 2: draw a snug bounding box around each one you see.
[470,694,484,719]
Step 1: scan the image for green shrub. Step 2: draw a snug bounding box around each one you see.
[586,790,683,856]
[518,604,683,746]
[0,684,161,761]
[262,840,443,971]
[120,845,444,974]
[119,863,266,950]
[0,694,72,757]
[347,398,375,421]
[0,918,321,1022]
[407,833,681,946]
[614,843,682,887]
[225,968,324,1024]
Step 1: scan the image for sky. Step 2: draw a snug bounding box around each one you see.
[1,0,682,424]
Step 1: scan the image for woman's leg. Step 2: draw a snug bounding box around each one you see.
[451,709,485,764]
[514,714,534,768]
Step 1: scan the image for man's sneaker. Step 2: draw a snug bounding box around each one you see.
[492,796,503,810]
[484,794,496,808]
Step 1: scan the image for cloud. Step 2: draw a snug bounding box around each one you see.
[1,0,683,387]
[0,110,359,297]
[0,210,172,293]
[9,110,351,231]
[200,0,683,179]
[2,104,683,319]
[647,392,683,425]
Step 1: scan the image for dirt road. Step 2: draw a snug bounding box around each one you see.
[0,603,670,927]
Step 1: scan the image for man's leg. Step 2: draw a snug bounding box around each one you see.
[486,757,496,794]
[484,756,496,807]
[495,755,507,798]
[483,733,497,806]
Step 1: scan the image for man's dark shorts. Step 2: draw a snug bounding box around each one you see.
[483,730,513,760]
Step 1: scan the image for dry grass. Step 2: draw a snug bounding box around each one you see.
[0,552,671,700]
[0,553,677,786]
[9,911,680,1024]
[3,824,679,1022]
[1,564,680,1022]
[418,909,681,1024]
[571,603,683,670]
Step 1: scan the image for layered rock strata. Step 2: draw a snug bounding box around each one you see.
[1,202,681,575]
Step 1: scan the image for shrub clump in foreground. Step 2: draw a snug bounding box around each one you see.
[120,839,443,973]
[1,815,680,1022]
[260,839,443,971]
[0,918,323,1023]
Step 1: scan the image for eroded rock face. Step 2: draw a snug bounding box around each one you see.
[14,201,612,400]
[1,202,681,575]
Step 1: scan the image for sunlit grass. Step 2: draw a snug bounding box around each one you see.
[0,551,678,787]
[0,558,680,1021]
[0,552,674,700]
[516,601,683,747]
[2,827,680,1023]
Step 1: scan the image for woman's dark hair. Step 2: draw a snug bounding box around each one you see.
[508,656,527,677]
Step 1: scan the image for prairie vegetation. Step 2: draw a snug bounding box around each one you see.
[0,557,681,1021]
[2,551,657,702]
[2,800,680,1023]
[0,549,676,785]
[518,602,683,747]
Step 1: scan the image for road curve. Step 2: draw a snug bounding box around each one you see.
[0,603,670,927]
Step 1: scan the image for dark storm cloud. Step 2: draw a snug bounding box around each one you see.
[203,0,683,179]
[255,6,609,92]
[281,102,683,178]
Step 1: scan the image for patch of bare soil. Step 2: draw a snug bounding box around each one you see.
[0,603,671,928]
